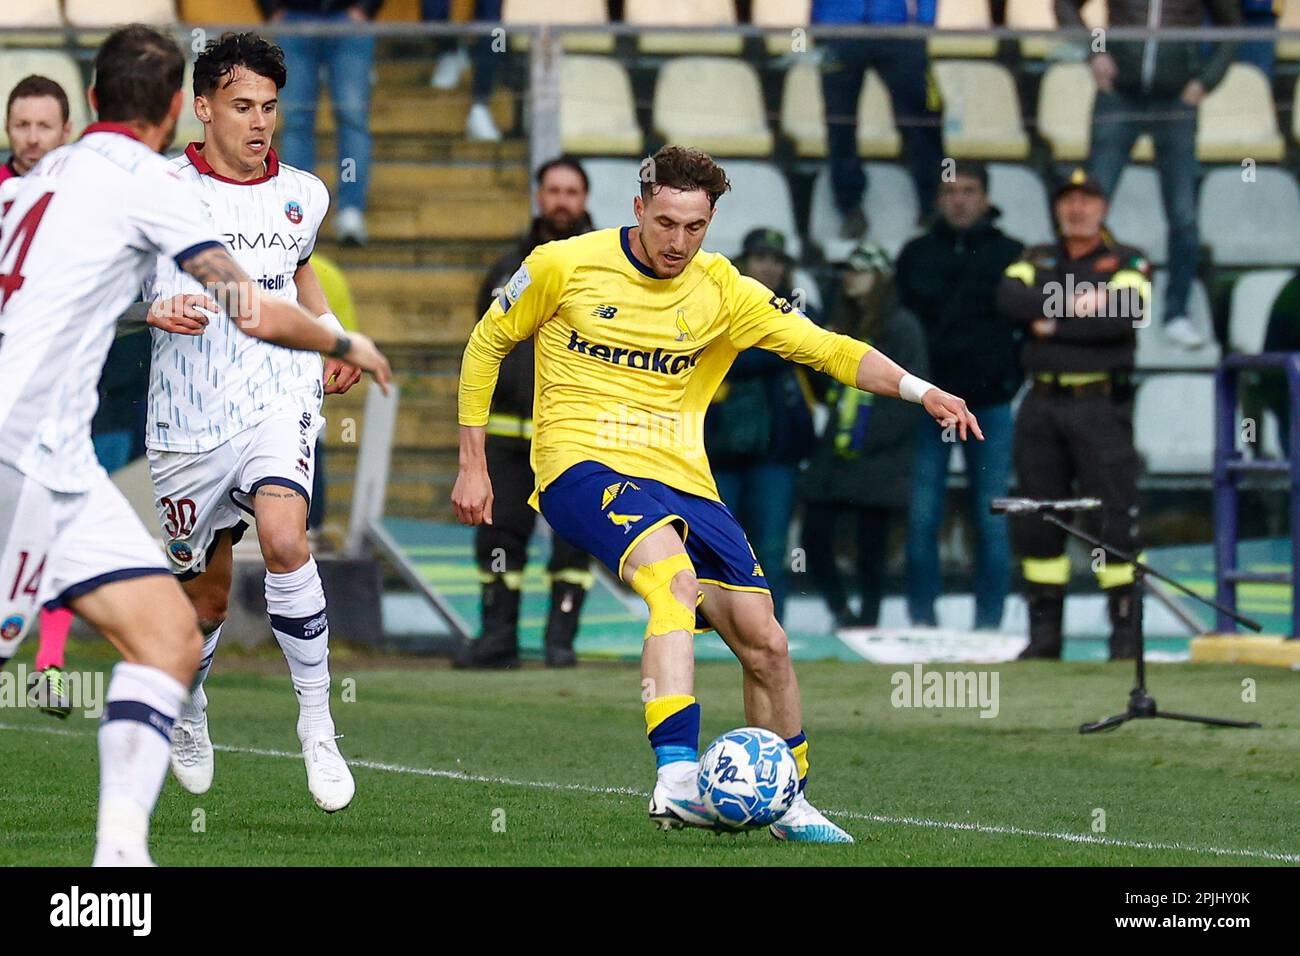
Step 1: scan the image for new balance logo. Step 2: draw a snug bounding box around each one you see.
[566,330,702,375]
[592,305,618,319]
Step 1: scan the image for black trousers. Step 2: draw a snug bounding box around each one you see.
[802,502,893,627]
[1012,391,1141,567]
[475,435,589,577]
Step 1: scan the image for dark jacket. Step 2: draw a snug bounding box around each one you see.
[798,290,928,510]
[895,209,1024,408]
[996,236,1151,375]
[1056,0,1240,98]
[705,287,819,468]
[258,0,384,19]
[475,213,595,426]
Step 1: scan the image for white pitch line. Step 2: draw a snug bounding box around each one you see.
[3,721,1297,863]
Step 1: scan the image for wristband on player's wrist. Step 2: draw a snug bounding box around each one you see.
[328,333,352,359]
[898,373,936,404]
[318,311,346,334]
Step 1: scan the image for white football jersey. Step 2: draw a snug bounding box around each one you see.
[145,143,330,453]
[0,125,222,494]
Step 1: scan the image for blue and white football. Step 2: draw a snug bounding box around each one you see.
[698,727,799,829]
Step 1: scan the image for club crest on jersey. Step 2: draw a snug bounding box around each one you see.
[167,540,194,565]
[285,200,303,224]
[1,615,24,640]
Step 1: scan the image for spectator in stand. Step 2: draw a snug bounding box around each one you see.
[424,0,503,142]
[705,229,819,623]
[813,0,944,238]
[897,161,1023,631]
[798,243,928,628]
[1246,270,1300,455]
[1238,1,1279,78]
[263,0,384,246]
[1056,0,1240,351]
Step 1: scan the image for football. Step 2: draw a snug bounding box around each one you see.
[698,727,800,830]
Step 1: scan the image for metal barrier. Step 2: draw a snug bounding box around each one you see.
[1213,352,1300,637]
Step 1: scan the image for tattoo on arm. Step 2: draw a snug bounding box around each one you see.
[180,246,257,323]
[254,488,298,499]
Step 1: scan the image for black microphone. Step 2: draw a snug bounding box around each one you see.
[989,497,1103,515]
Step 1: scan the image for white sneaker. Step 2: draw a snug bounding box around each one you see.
[334,206,367,246]
[302,734,355,813]
[169,709,214,795]
[1163,316,1207,350]
[431,48,469,90]
[647,763,722,831]
[465,102,502,143]
[769,792,855,844]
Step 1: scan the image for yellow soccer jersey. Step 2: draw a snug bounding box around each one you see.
[458,227,871,506]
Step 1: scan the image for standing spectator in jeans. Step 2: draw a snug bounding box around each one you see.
[1056,0,1239,350]
[798,243,927,628]
[813,0,943,237]
[425,0,503,142]
[706,229,819,622]
[897,161,1023,631]
[263,0,383,245]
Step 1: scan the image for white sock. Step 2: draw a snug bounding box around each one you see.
[265,557,333,740]
[182,623,221,720]
[95,662,186,862]
[658,760,697,789]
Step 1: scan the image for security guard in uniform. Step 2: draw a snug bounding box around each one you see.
[996,169,1152,660]
[457,157,595,669]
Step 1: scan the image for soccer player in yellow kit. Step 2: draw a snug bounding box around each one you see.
[454,146,981,842]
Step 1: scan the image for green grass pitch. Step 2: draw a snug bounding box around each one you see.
[1,646,1297,866]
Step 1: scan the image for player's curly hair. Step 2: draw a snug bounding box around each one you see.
[639,145,732,209]
[194,32,287,98]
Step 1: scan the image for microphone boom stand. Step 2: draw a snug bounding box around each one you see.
[1033,513,1263,734]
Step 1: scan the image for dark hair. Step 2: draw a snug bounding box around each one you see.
[193,32,287,98]
[639,145,731,208]
[535,154,589,192]
[941,159,989,192]
[93,24,185,125]
[6,75,70,125]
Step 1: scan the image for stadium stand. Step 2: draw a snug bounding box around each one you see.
[560,55,642,155]
[1199,167,1300,268]
[63,0,177,27]
[703,160,802,260]
[1135,276,1220,371]
[1229,270,1295,354]
[986,163,1053,246]
[628,0,743,56]
[1279,0,1300,61]
[929,0,997,59]
[582,156,642,230]
[503,0,615,53]
[780,60,901,159]
[653,56,773,156]
[1106,167,1168,265]
[809,163,920,259]
[1036,62,1093,162]
[931,60,1030,159]
[0,0,62,28]
[1134,374,1217,475]
[1196,63,1283,163]
[752,0,811,54]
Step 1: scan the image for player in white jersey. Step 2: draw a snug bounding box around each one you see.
[0,25,391,866]
[142,33,364,813]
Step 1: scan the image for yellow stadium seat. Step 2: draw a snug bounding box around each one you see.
[64,0,176,27]
[654,56,772,156]
[1198,63,1282,162]
[0,51,90,150]
[929,0,997,59]
[560,55,642,155]
[780,60,899,159]
[1279,0,1300,61]
[753,0,811,55]
[628,0,742,56]
[1009,0,1107,57]
[505,0,614,54]
[933,60,1028,159]
[176,0,263,25]
[0,0,62,28]
[1037,61,1154,162]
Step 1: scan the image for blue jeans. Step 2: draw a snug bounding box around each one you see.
[906,402,1013,629]
[1088,90,1199,322]
[714,463,796,622]
[821,37,942,217]
[277,10,375,212]
[422,0,502,102]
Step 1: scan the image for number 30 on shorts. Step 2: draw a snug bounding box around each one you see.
[160,496,197,539]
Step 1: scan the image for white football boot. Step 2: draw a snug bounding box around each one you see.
[169,707,214,795]
[647,762,722,831]
[770,792,855,843]
[302,733,355,813]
